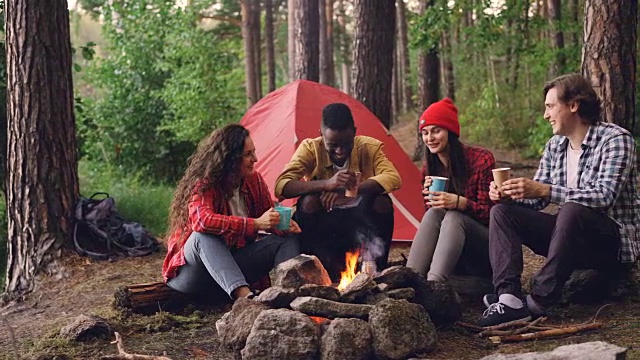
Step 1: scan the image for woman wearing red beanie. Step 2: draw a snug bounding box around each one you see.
[406,98,496,283]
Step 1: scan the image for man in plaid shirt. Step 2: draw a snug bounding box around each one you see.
[478,73,640,327]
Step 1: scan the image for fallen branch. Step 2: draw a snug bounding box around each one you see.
[101,332,173,360]
[455,321,485,332]
[488,322,603,344]
[479,317,547,337]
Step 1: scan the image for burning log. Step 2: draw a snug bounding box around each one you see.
[290,296,373,320]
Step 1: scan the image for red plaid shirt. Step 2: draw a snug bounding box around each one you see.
[422,145,495,225]
[162,171,275,282]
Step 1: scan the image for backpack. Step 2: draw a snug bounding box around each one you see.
[73,192,161,260]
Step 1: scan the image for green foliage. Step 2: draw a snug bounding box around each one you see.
[79,0,245,182]
[79,160,173,238]
[411,0,583,155]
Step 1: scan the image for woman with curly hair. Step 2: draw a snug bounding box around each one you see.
[162,124,301,300]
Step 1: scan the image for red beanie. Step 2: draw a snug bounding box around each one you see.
[418,98,460,137]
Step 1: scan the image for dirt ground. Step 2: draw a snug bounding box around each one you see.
[1,120,639,359]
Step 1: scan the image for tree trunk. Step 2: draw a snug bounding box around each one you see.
[337,0,351,94]
[582,0,637,133]
[414,0,440,161]
[5,0,80,297]
[567,0,580,47]
[319,0,335,86]
[396,0,414,112]
[253,0,263,99]
[288,0,295,81]
[548,0,566,75]
[242,0,259,106]
[292,0,320,81]
[351,0,396,129]
[391,44,399,123]
[265,0,276,92]
[440,34,455,100]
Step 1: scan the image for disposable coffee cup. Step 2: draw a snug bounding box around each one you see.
[274,205,292,230]
[428,176,448,197]
[345,171,362,198]
[492,168,511,196]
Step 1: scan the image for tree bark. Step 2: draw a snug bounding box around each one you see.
[265,0,276,92]
[396,0,414,112]
[414,0,440,161]
[292,0,320,81]
[567,0,580,47]
[336,0,351,94]
[253,0,263,99]
[351,0,396,129]
[5,0,80,297]
[319,0,335,86]
[582,0,637,133]
[288,0,295,81]
[242,0,259,106]
[548,0,566,75]
[440,34,455,101]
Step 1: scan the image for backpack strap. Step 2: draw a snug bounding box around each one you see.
[73,222,110,261]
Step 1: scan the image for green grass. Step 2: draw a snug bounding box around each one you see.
[78,161,174,238]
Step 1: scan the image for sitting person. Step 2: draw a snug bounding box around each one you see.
[406,98,495,282]
[477,73,640,327]
[274,103,401,281]
[162,124,301,300]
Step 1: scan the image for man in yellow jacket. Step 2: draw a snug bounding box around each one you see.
[275,103,402,281]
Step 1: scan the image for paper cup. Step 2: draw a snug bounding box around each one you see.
[428,176,448,192]
[492,168,511,196]
[274,205,292,230]
[345,171,362,198]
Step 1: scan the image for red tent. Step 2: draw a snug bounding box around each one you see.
[240,80,424,241]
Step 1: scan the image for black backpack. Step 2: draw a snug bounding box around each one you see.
[73,192,161,260]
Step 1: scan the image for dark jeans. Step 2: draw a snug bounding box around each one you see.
[294,193,394,281]
[489,202,620,305]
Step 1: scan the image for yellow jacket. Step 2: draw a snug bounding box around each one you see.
[274,135,402,198]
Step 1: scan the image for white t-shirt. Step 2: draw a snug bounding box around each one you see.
[566,144,583,189]
[228,186,249,218]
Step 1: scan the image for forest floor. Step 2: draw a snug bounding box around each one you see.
[1,118,639,360]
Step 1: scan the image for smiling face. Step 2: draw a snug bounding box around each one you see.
[239,136,258,178]
[421,125,449,155]
[544,87,578,136]
[321,127,355,167]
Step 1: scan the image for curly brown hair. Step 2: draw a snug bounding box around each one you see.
[167,124,250,238]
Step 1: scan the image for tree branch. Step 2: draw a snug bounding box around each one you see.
[101,332,173,360]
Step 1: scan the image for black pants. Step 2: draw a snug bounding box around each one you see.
[294,194,394,281]
[489,202,621,305]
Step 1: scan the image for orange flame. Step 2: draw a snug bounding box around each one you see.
[337,250,360,290]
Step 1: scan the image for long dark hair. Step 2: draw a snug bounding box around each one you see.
[168,124,250,238]
[424,132,468,195]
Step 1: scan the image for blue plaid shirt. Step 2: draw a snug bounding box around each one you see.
[519,122,640,263]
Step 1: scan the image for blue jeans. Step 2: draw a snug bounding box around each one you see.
[167,232,300,297]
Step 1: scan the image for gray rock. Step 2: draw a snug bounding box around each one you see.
[255,286,298,308]
[320,318,372,360]
[274,254,332,289]
[479,341,628,360]
[561,269,609,304]
[215,297,270,353]
[290,296,373,320]
[374,266,421,290]
[241,308,319,360]
[386,287,416,301]
[298,284,340,301]
[59,314,113,342]
[448,275,493,297]
[340,272,378,303]
[413,278,462,326]
[369,298,437,360]
[362,291,390,305]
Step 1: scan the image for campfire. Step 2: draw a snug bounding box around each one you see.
[337,250,360,290]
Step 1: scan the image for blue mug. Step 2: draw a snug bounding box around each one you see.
[428,176,448,197]
[274,206,292,231]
